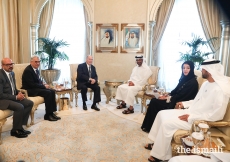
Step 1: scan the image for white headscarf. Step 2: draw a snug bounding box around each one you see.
[135,55,148,68]
[200,59,230,97]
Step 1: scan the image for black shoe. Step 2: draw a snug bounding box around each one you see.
[91,105,100,111]
[52,113,61,120]
[141,128,149,133]
[21,128,31,135]
[83,105,87,110]
[11,130,28,138]
[44,114,58,121]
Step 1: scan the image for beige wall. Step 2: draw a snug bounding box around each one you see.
[94,0,148,82]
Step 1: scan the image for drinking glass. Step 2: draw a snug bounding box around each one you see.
[159,87,165,95]
[191,132,204,154]
[52,81,57,89]
[198,122,209,136]
[64,78,69,89]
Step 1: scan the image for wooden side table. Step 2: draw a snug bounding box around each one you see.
[103,80,124,104]
[53,87,73,110]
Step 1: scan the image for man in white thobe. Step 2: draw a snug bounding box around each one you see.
[115,55,152,114]
[146,59,230,162]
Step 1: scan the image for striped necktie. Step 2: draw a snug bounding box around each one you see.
[89,66,91,78]
[35,69,42,84]
[9,73,15,95]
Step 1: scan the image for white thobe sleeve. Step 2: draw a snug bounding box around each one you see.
[188,90,228,124]
[182,81,207,108]
[182,100,194,108]
[133,68,152,86]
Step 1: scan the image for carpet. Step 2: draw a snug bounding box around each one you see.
[0,94,152,162]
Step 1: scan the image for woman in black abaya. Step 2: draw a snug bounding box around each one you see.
[141,61,198,136]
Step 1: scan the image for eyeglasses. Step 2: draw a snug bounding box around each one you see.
[33,61,41,63]
[2,63,15,67]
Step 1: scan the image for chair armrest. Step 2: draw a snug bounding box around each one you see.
[207,121,230,127]
[97,80,100,85]
[142,84,148,91]
[193,120,230,128]
[19,89,29,98]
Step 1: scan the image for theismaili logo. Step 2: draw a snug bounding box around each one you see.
[176,146,223,154]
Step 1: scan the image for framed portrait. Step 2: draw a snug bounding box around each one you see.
[120,23,144,53]
[96,23,118,53]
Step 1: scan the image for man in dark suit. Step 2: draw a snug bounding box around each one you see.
[21,56,61,121]
[77,55,101,111]
[0,58,33,138]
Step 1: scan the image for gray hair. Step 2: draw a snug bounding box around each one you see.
[86,55,93,59]
[31,55,40,61]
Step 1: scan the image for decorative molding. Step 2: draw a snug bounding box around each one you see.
[88,22,93,55]
[82,0,94,22]
[148,21,156,65]
[148,0,164,21]
[32,0,49,25]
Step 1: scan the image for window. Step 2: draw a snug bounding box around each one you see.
[49,0,86,82]
[156,0,212,91]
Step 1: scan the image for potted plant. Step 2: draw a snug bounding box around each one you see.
[34,37,69,85]
[177,34,219,69]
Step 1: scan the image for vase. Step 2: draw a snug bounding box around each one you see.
[41,69,61,86]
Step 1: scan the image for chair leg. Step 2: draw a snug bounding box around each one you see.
[30,105,38,126]
[135,96,139,104]
[0,124,3,145]
[141,97,144,113]
[0,119,7,145]
[90,91,92,100]
[74,92,78,107]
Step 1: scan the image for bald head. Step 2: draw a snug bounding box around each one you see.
[86,55,93,65]
[1,58,14,72]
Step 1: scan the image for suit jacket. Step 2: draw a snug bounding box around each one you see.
[0,69,19,109]
[21,65,46,96]
[77,63,98,90]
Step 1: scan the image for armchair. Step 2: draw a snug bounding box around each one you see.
[14,63,44,126]
[69,63,93,107]
[135,66,160,113]
[171,102,230,156]
[0,110,13,144]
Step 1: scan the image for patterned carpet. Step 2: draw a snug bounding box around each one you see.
[0,95,151,162]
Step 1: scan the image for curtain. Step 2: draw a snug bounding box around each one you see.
[38,0,55,38]
[0,0,19,62]
[196,0,221,55]
[83,6,90,57]
[152,0,175,62]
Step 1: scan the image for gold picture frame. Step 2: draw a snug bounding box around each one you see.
[96,23,118,53]
[120,23,144,53]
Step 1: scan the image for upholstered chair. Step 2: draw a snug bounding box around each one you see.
[0,110,13,144]
[171,74,230,156]
[69,64,94,107]
[135,66,160,113]
[171,102,230,156]
[14,63,44,126]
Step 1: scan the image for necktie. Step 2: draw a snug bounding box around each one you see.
[9,73,15,95]
[89,66,91,78]
[36,69,42,84]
